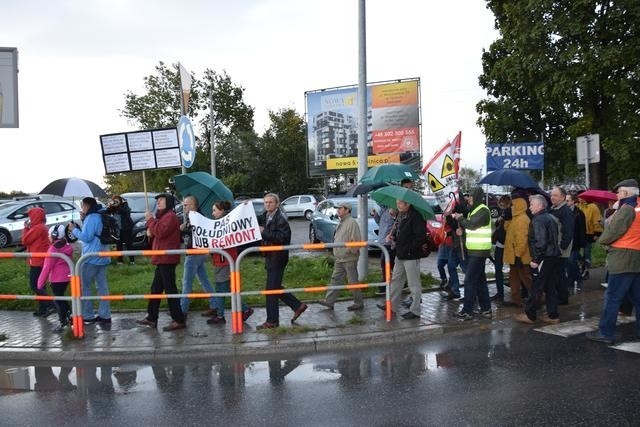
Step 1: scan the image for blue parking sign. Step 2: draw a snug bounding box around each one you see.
[486,142,544,171]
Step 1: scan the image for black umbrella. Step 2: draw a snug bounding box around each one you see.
[39,177,108,198]
[344,182,389,197]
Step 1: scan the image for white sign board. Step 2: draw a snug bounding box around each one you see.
[99,127,182,174]
[0,47,19,128]
[576,134,600,164]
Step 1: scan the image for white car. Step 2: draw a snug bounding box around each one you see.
[0,197,82,248]
[280,195,321,220]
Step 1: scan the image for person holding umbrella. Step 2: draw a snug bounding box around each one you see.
[452,187,493,321]
[373,186,428,319]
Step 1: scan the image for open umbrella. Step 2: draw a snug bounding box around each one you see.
[344,182,388,197]
[577,189,617,205]
[371,185,435,220]
[173,171,234,216]
[478,169,539,189]
[39,177,107,198]
[359,163,420,185]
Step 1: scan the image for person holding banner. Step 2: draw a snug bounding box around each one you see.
[179,196,218,318]
[207,200,254,324]
[256,193,307,330]
[136,194,186,332]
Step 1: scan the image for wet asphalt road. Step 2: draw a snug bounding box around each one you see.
[1,322,638,426]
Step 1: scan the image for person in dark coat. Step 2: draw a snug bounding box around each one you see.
[514,195,562,324]
[566,192,587,287]
[107,195,135,264]
[256,193,307,330]
[549,186,574,304]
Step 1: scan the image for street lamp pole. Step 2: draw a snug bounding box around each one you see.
[357,0,368,279]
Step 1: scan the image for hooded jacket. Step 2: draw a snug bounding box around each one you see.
[71,203,110,266]
[503,198,531,265]
[21,208,49,267]
[37,239,73,288]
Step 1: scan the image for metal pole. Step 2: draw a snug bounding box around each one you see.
[209,94,216,177]
[585,135,591,188]
[357,0,368,280]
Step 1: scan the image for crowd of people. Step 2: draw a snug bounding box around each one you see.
[22,177,639,344]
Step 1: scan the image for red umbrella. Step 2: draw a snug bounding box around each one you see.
[578,189,617,205]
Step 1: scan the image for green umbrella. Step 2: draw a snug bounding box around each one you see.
[173,171,234,217]
[359,163,420,185]
[371,185,435,220]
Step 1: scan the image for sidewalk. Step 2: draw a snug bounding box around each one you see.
[0,268,608,364]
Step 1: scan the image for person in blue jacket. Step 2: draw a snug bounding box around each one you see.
[69,197,111,323]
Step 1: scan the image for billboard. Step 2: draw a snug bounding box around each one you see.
[0,48,19,128]
[305,79,421,177]
[99,127,182,174]
[486,142,544,171]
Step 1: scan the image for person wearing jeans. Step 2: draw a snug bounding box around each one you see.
[588,179,640,344]
[179,196,217,317]
[69,197,111,323]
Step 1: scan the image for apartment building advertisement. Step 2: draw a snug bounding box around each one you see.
[305,78,421,177]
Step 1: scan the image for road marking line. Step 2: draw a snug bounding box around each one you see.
[611,342,640,354]
[534,316,635,337]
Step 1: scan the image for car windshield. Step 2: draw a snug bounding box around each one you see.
[125,196,157,213]
[423,198,444,214]
[0,201,26,215]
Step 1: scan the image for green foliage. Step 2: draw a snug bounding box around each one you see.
[478,0,640,188]
[109,62,320,199]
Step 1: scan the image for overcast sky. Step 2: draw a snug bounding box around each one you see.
[0,0,497,193]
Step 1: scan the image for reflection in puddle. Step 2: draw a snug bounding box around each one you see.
[0,349,457,396]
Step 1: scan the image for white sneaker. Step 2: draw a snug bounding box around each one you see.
[600,282,608,289]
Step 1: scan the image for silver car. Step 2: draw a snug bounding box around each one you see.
[281,194,321,220]
[0,197,82,248]
[308,197,380,245]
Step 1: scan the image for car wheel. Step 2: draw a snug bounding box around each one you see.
[309,225,320,243]
[304,210,313,220]
[0,229,11,248]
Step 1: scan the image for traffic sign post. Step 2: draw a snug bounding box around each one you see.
[576,134,600,188]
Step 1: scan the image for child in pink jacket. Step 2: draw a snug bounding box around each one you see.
[37,225,73,333]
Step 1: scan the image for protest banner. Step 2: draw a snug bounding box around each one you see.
[188,201,262,249]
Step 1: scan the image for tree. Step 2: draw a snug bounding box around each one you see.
[108,62,254,194]
[258,109,322,197]
[477,0,640,188]
[458,167,482,193]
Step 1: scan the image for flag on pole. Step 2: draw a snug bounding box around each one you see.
[178,62,193,111]
[422,131,461,213]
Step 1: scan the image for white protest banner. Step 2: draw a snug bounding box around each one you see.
[188,202,262,249]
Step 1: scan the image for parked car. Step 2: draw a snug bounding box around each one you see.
[281,194,321,220]
[120,192,159,249]
[234,198,265,217]
[0,197,82,248]
[309,197,380,245]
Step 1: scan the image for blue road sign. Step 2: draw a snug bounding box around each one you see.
[178,115,196,168]
[486,142,544,171]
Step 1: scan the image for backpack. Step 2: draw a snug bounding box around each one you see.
[96,213,120,245]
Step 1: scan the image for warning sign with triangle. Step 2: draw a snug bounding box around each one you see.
[427,172,445,192]
[441,154,455,178]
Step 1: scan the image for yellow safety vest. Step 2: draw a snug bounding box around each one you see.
[465,204,492,251]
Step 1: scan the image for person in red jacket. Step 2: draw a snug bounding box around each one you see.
[136,194,186,332]
[21,207,55,317]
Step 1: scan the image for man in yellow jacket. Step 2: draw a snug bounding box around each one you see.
[503,197,532,307]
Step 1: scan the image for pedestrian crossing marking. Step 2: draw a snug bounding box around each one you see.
[535,316,638,354]
[612,342,640,354]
